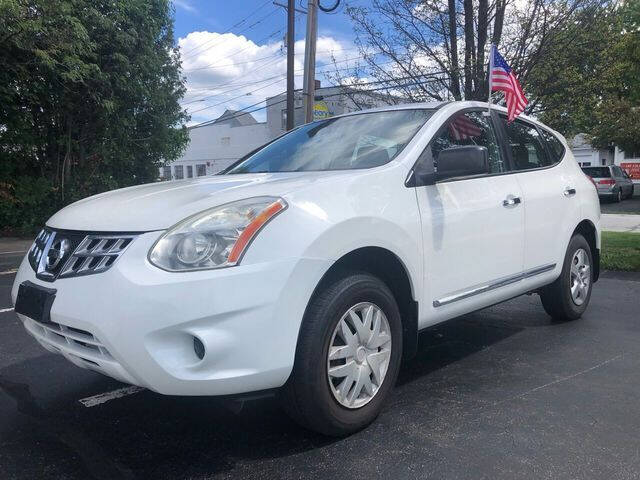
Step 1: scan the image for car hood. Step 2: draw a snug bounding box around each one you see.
[47,171,345,232]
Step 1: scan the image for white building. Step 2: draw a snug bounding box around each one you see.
[265,84,394,139]
[569,133,640,183]
[160,109,269,180]
[161,85,395,179]
[569,133,614,167]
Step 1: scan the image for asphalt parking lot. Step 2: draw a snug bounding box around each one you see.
[600,190,640,215]
[1,240,640,479]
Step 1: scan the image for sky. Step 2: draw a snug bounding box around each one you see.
[172,0,365,125]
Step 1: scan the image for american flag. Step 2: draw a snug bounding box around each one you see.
[490,46,528,122]
[448,114,483,141]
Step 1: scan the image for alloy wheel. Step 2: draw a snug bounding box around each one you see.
[570,248,590,306]
[327,302,392,409]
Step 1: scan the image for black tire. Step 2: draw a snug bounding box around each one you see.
[539,234,593,321]
[280,271,403,436]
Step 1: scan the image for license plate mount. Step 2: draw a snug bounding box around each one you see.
[14,281,57,324]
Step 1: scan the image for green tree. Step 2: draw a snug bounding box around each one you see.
[528,1,640,153]
[334,0,603,104]
[0,0,189,234]
[589,1,640,153]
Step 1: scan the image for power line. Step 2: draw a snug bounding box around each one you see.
[185,52,285,72]
[184,53,393,101]
[182,60,288,105]
[183,61,447,112]
[183,68,288,92]
[181,2,276,58]
[335,71,450,88]
[183,46,452,118]
[183,45,370,73]
[190,98,285,129]
[184,47,413,96]
[182,6,307,67]
[188,77,288,114]
[185,77,284,105]
[182,5,274,57]
[205,26,287,65]
[183,55,444,106]
[188,75,450,128]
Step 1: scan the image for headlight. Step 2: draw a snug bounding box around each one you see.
[149,197,287,271]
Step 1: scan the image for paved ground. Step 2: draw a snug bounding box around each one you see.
[1,240,640,479]
[600,189,640,215]
[600,214,640,233]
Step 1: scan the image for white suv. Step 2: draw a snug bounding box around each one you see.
[12,101,600,436]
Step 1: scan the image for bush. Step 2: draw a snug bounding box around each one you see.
[0,177,57,236]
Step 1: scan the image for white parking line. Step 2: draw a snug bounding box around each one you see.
[0,269,18,276]
[0,250,27,255]
[0,307,14,314]
[78,386,145,407]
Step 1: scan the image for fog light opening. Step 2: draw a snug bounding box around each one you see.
[193,336,205,360]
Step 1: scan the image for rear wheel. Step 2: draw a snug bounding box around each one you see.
[281,271,403,436]
[539,234,593,321]
[615,188,622,202]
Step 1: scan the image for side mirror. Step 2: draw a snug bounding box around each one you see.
[436,145,489,181]
[411,145,490,187]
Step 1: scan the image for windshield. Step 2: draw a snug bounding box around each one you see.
[225,109,434,174]
[582,167,610,178]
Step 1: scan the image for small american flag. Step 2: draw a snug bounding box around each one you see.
[490,46,528,121]
[448,114,483,141]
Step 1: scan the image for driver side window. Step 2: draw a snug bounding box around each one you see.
[424,111,505,175]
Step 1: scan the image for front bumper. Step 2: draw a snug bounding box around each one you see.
[11,232,330,396]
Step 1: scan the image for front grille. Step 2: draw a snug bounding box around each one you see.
[28,228,137,281]
[25,319,114,364]
[21,316,141,385]
[57,235,135,278]
[28,229,53,272]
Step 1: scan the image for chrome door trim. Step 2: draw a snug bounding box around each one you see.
[522,263,556,279]
[433,263,556,307]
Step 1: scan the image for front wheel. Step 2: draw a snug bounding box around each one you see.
[280,271,403,436]
[539,234,593,321]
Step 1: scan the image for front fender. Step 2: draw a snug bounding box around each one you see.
[242,165,424,304]
[300,216,421,299]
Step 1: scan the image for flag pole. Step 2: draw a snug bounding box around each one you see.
[487,44,494,116]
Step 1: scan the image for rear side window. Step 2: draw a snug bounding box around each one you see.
[540,130,565,163]
[499,117,552,171]
[426,111,506,174]
[612,166,625,177]
[582,167,610,178]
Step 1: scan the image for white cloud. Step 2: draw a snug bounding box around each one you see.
[173,0,197,14]
[178,31,355,125]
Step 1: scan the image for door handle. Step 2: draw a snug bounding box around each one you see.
[502,195,521,207]
[564,187,576,196]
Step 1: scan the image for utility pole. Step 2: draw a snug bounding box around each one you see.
[286,0,295,131]
[302,0,318,124]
